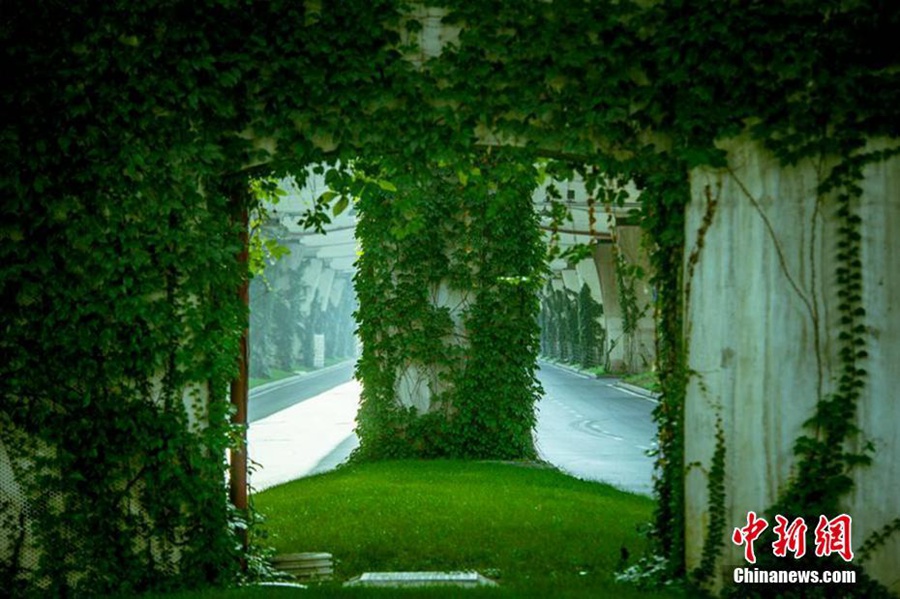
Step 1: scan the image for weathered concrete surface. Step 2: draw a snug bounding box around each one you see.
[592,237,655,373]
[575,255,603,302]
[615,225,656,371]
[593,241,625,370]
[684,137,900,592]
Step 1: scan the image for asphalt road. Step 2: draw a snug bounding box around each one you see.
[247,360,658,495]
[535,361,658,495]
[248,360,355,422]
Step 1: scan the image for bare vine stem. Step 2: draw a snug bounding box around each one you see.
[727,166,817,325]
[683,183,719,345]
[810,154,827,408]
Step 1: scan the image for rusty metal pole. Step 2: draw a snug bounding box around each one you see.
[229,205,250,561]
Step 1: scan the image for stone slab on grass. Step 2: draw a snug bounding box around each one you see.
[345,571,498,588]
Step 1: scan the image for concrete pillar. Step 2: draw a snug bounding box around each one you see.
[683,137,900,594]
[329,276,346,308]
[592,240,626,372]
[299,258,324,314]
[560,269,580,293]
[313,334,325,369]
[314,268,335,314]
[395,282,469,414]
[575,257,603,305]
[591,227,656,374]
[616,225,656,371]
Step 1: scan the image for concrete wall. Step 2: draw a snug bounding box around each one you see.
[395,283,470,413]
[683,137,900,592]
[592,233,655,373]
[615,225,656,371]
[592,241,625,369]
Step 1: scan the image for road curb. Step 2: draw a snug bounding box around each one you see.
[537,359,595,378]
[250,359,355,397]
[614,381,661,402]
[538,359,661,402]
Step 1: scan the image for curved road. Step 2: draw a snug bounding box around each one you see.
[247,361,658,495]
[249,361,356,422]
[535,361,657,495]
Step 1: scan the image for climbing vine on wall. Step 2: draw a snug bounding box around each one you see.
[350,151,546,460]
[622,2,899,589]
[0,177,248,594]
[3,0,899,595]
[633,157,691,578]
[726,146,900,598]
[611,248,647,371]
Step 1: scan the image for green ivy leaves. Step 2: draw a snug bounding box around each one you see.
[3,0,898,594]
[351,151,544,460]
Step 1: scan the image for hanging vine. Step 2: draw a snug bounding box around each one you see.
[348,151,546,460]
[2,0,898,595]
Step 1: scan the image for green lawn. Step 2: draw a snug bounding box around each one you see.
[141,460,686,598]
[249,358,354,389]
[620,372,660,393]
[256,460,683,598]
[249,368,304,389]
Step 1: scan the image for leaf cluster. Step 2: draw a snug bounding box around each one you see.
[3,0,899,593]
[349,151,546,460]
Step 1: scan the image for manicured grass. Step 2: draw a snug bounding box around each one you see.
[138,461,686,598]
[249,368,304,389]
[586,365,608,377]
[244,460,684,598]
[620,372,660,393]
[249,358,355,389]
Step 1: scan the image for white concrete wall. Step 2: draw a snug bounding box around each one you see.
[394,283,470,413]
[592,241,624,370]
[575,256,603,302]
[684,137,899,592]
[614,225,655,372]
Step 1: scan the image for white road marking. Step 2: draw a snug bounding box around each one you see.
[606,383,660,404]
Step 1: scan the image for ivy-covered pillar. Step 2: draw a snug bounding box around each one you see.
[352,154,545,460]
[590,223,655,374]
[0,179,247,594]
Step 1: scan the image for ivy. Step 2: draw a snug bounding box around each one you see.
[0,179,247,595]
[726,146,900,598]
[611,243,649,372]
[693,412,727,586]
[635,157,691,580]
[2,0,898,594]
[349,151,546,460]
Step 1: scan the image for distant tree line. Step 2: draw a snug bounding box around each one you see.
[539,282,605,370]
[250,251,357,379]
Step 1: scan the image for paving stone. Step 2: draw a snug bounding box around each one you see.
[344,571,498,588]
